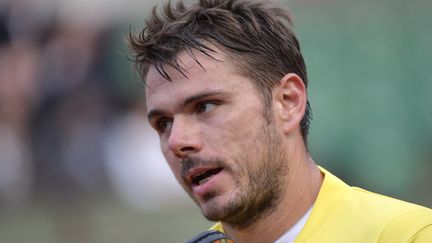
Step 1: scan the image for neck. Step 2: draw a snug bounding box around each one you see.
[222,151,323,243]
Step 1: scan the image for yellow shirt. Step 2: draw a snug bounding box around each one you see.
[210,167,432,242]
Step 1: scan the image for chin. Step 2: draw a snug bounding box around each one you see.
[199,194,231,221]
[201,204,227,222]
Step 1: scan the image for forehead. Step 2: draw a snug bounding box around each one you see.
[146,49,228,91]
[145,48,254,111]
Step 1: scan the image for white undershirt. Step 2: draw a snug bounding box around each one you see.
[274,206,313,243]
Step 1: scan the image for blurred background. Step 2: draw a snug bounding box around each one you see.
[0,0,431,242]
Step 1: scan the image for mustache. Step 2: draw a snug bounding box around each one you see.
[180,157,225,179]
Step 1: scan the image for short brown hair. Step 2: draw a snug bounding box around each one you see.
[129,0,312,141]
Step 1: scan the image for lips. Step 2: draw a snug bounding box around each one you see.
[191,168,223,185]
[186,167,223,187]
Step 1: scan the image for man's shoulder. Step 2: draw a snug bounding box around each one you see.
[296,167,432,242]
[348,186,432,241]
[320,167,431,220]
[350,185,431,215]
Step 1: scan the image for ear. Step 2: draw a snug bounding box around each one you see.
[273,73,307,134]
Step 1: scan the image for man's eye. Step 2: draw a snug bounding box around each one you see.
[197,102,217,114]
[157,118,173,132]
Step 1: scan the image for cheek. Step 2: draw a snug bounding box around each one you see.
[213,114,261,148]
[206,119,259,166]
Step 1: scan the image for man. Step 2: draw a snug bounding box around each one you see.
[128,0,432,242]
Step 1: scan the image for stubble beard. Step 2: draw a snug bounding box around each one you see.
[201,123,289,230]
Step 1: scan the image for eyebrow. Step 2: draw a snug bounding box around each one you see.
[147,91,225,121]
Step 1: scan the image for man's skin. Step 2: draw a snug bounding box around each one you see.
[146,47,323,243]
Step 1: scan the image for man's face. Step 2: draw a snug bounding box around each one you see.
[146,49,289,228]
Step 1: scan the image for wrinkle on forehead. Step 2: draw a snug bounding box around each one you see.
[145,48,227,92]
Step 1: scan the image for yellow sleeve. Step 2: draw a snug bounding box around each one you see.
[409,225,432,243]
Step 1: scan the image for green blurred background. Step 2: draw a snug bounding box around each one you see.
[0,0,431,242]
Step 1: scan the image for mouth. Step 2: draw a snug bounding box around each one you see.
[188,167,224,187]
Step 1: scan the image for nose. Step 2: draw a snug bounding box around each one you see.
[167,116,202,158]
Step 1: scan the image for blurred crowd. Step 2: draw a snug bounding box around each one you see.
[0,0,185,211]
